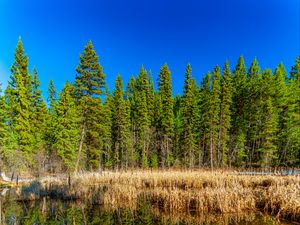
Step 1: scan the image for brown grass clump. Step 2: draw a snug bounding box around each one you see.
[14,169,300,222]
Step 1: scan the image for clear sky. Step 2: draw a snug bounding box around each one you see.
[0,0,299,96]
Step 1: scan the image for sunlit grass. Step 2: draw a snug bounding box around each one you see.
[15,169,300,222]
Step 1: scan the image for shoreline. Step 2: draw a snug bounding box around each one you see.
[1,170,299,223]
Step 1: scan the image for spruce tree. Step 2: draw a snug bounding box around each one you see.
[45,79,58,171]
[158,64,174,167]
[246,58,262,166]
[219,61,233,166]
[190,78,202,166]
[74,41,106,171]
[181,64,196,167]
[55,81,80,171]
[8,39,34,166]
[210,66,221,168]
[146,71,157,166]
[125,76,139,166]
[232,56,248,165]
[259,69,278,166]
[31,68,47,154]
[273,63,289,164]
[199,72,212,167]
[112,75,131,168]
[135,66,150,167]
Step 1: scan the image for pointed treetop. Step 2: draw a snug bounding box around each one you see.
[48,79,57,108]
[222,60,231,75]
[32,68,39,85]
[248,57,261,79]
[236,55,246,72]
[184,64,192,90]
[274,63,286,79]
[75,40,106,98]
[213,65,221,74]
[158,64,171,87]
[10,38,29,87]
[201,71,211,90]
[115,74,123,88]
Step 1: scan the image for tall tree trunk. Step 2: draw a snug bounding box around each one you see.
[75,125,85,174]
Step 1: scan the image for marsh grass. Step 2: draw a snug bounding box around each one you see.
[13,169,300,222]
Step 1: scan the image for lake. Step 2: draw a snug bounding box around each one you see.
[0,197,295,225]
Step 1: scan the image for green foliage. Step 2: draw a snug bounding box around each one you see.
[112,75,131,168]
[31,68,47,154]
[231,56,248,165]
[158,64,174,167]
[181,64,196,166]
[6,38,34,168]
[210,66,221,168]
[198,72,212,166]
[75,40,107,170]
[219,61,233,166]
[1,38,299,171]
[258,69,278,165]
[135,66,150,167]
[55,82,80,171]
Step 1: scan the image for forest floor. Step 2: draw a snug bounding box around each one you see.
[1,169,300,222]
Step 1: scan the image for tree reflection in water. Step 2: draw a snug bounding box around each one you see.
[0,196,292,225]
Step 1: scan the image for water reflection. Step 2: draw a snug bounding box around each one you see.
[0,196,293,225]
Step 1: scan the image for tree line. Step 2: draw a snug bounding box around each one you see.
[0,38,299,173]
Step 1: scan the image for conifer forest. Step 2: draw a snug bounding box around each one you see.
[0,39,299,174]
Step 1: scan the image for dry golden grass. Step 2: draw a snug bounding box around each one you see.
[15,169,300,222]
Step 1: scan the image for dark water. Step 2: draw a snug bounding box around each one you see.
[0,198,295,225]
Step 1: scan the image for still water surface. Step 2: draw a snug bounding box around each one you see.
[0,198,295,225]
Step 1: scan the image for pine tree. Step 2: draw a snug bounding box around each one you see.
[232,56,248,166]
[210,66,221,168]
[45,79,58,171]
[74,41,106,172]
[219,61,233,166]
[8,39,34,166]
[199,72,212,167]
[112,75,131,168]
[246,58,262,166]
[259,69,278,166]
[273,63,289,164]
[182,64,196,167]
[146,70,157,167]
[190,78,202,166]
[10,38,32,94]
[158,64,174,167]
[135,66,150,167]
[125,76,139,166]
[31,68,47,154]
[55,81,80,171]
[152,92,163,167]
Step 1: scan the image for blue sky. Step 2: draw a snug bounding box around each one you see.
[0,0,299,96]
